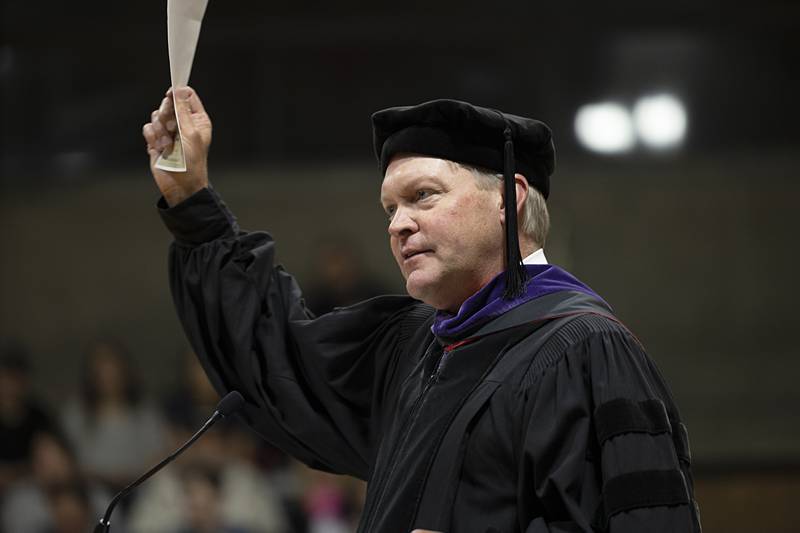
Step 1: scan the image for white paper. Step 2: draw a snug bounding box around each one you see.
[155,0,209,172]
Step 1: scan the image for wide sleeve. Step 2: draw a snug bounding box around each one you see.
[158,187,427,480]
[515,314,701,533]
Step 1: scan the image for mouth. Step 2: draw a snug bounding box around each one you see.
[402,249,432,262]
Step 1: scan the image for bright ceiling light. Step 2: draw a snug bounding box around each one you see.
[633,94,687,149]
[574,103,635,154]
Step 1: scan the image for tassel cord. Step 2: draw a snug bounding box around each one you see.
[502,125,527,299]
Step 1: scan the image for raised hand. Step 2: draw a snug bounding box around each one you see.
[142,86,212,206]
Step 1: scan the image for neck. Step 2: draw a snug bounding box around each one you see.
[519,238,538,259]
[430,240,539,312]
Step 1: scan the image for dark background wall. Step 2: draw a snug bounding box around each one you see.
[1,1,799,531]
[2,156,797,460]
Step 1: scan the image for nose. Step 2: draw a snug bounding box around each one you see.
[387,206,418,238]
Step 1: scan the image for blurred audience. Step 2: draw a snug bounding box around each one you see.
[302,470,351,533]
[164,350,291,470]
[42,479,94,533]
[0,429,113,533]
[0,341,57,493]
[305,466,368,532]
[2,335,368,533]
[176,464,253,533]
[127,350,288,533]
[162,349,221,432]
[60,338,166,493]
[126,418,288,533]
[304,236,389,315]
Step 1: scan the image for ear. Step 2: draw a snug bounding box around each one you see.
[500,174,529,224]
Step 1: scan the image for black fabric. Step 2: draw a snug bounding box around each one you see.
[673,421,692,465]
[157,187,237,245]
[593,469,691,530]
[159,187,701,533]
[415,314,588,532]
[361,325,538,532]
[594,398,672,445]
[371,99,555,198]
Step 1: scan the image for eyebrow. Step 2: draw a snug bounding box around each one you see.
[380,175,444,207]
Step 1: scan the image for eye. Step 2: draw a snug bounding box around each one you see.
[416,189,430,200]
[385,206,396,220]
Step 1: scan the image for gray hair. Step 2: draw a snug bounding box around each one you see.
[451,162,550,248]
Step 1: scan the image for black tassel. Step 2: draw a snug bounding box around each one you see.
[502,125,527,299]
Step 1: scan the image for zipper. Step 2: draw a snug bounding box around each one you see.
[361,342,448,532]
[431,347,452,383]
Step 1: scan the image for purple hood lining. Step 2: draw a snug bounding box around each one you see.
[432,265,606,339]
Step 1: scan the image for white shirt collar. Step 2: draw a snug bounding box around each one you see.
[522,248,548,265]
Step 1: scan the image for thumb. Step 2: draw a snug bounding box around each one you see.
[173,87,196,137]
[147,146,160,167]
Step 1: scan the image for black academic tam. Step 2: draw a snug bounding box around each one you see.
[372,99,556,300]
[159,188,701,533]
[372,99,555,199]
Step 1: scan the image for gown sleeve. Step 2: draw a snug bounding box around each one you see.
[516,314,701,533]
[158,187,427,480]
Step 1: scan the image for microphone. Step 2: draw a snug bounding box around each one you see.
[93,390,245,533]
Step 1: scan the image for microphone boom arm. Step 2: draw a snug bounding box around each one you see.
[94,390,244,533]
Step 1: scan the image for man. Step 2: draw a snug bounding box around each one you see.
[143,87,701,532]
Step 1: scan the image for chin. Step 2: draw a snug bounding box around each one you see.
[405,279,427,302]
[406,276,455,310]
[405,272,437,303]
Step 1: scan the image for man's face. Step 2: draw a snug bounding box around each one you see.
[380,155,505,312]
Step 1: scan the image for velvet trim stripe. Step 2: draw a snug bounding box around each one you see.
[594,398,672,445]
[593,469,690,530]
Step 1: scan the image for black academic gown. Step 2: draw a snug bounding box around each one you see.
[160,187,701,533]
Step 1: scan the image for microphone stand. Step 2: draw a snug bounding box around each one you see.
[93,391,244,533]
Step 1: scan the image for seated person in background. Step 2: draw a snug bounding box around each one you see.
[127,417,288,533]
[0,340,56,492]
[162,348,291,478]
[304,236,389,316]
[43,479,94,533]
[176,464,256,533]
[162,348,223,432]
[1,429,112,533]
[61,338,166,493]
